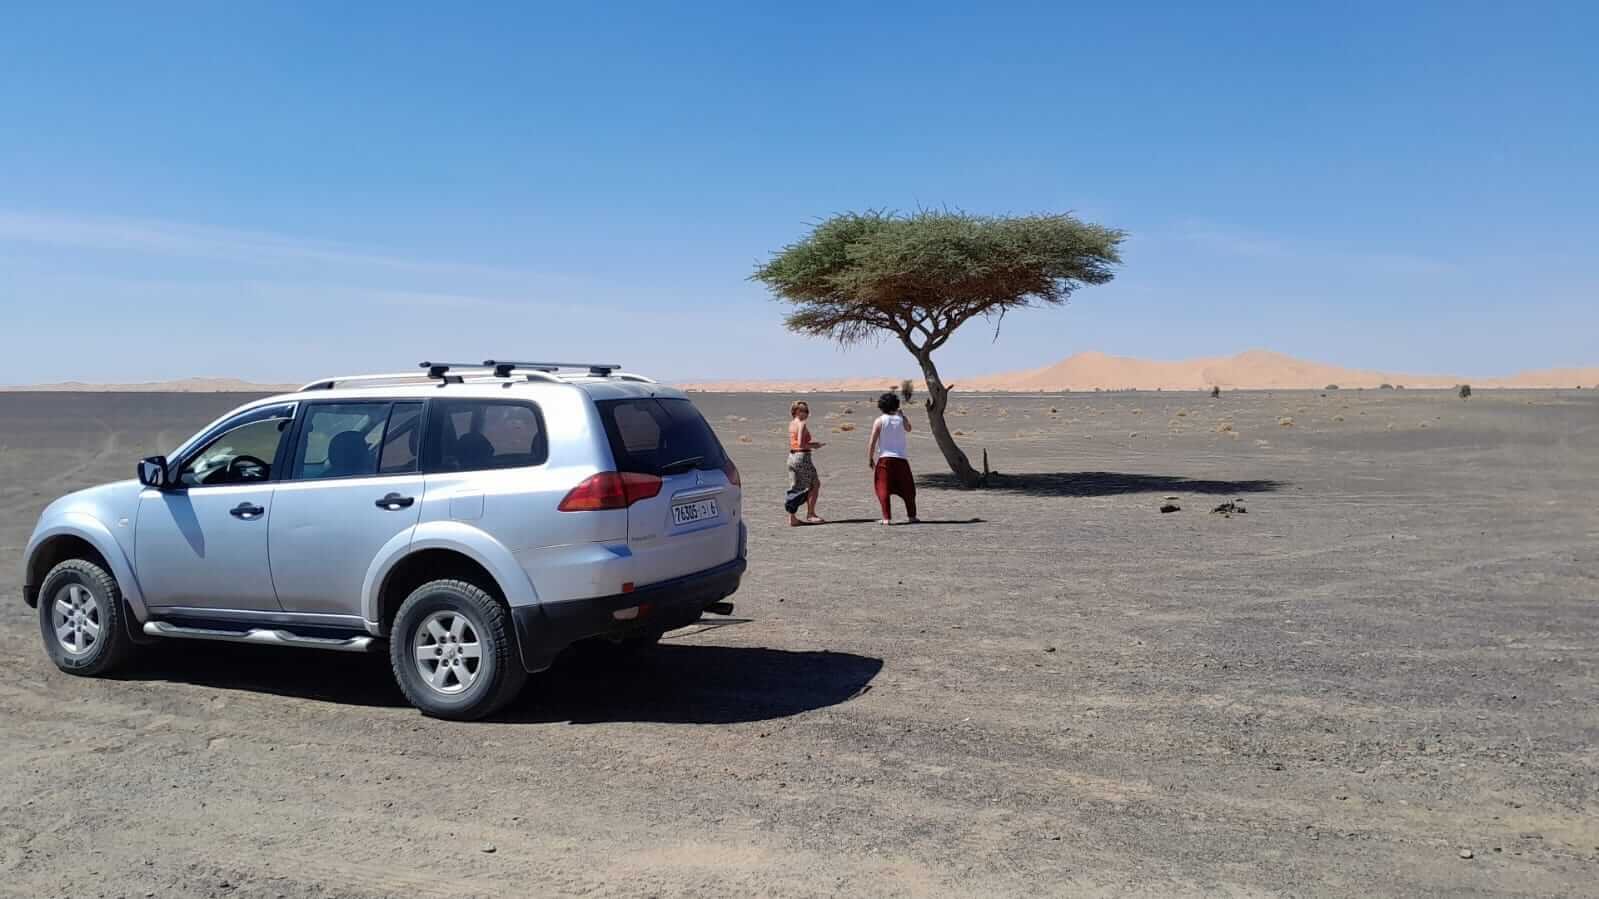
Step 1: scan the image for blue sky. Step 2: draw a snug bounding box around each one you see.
[1,2,1594,384]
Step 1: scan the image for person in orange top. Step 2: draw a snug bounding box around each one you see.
[785,400,825,525]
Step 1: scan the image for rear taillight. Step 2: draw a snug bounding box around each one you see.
[722,457,741,487]
[558,471,662,511]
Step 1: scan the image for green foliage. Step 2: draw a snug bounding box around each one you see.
[752,209,1123,487]
[752,210,1124,353]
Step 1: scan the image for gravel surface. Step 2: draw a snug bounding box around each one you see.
[1,389,1596,897]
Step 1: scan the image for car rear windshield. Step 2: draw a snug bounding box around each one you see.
[595,398,727,475]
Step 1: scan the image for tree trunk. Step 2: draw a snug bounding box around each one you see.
[915,352,982,488]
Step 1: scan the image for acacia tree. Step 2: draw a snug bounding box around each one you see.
[753,210,1124,487]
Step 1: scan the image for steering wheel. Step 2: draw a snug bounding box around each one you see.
[226,454,271,482]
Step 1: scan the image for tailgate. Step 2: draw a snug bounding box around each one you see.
[595,396,742,586]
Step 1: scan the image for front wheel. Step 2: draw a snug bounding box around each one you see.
[388,579,527,720]
[38,559,137,676]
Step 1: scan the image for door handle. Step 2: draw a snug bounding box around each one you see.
[229,502,265,520]
[375,492,416,510]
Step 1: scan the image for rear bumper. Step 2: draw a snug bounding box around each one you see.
[511,558,746,672]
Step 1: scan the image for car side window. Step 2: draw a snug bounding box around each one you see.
[422,400,547,473]
[378,402,423,474]
[291,402,393,480]
[177,404,296,487]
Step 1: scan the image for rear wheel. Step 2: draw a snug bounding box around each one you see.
[38,559,137,676]
[388,579,526,720]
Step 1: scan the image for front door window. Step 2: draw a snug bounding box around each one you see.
[177,404,295,486]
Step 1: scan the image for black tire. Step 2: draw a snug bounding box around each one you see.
[388,579,526,721]
[38,559,137,676]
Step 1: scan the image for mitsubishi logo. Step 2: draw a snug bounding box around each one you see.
[695,472,703,486]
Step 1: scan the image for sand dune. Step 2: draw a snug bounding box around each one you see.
[2,377,299,393]
[680,349,1599,393]
[5,350,1595,394]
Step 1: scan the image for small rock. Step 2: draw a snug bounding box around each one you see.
[481,844,497,854]
[1044,646,1057,653]
[1459,849,1474,859]
[1159,503,1180,513]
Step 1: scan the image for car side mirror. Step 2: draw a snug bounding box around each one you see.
[137,456,171,489]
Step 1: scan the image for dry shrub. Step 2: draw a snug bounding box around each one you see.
[737,434,754,444]
[1332,415,1345,422]
[1129,431,1139,438]
[1049,407,1059,414]
[1131,408,1142,415]
[1176,410,1187,417]
[1278,417,1295,427]
[839,422,856,432]
[1168,419,1183,428]
[842,407,854,415]
[1216,422,1234,433]
[953,429,966,436]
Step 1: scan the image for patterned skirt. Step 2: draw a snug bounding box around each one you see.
[784,451,817,513]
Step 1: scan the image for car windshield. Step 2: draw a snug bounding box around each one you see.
[595,398,726,476]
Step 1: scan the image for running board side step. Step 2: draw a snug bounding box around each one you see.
[143,621,376,653]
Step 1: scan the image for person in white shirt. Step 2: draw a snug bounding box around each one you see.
[866,392,919,525]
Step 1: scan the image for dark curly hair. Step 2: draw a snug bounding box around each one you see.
[877,392,901,414]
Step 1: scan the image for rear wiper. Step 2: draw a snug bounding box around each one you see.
[659,455,705,474]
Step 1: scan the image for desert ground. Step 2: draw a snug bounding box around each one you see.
[1,388,1596,898]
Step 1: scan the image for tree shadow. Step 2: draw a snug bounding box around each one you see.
[799,517,986,526]
[919,470,1285,497]
[113,638,883,725]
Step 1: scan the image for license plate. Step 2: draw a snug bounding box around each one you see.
[672,498,719,526]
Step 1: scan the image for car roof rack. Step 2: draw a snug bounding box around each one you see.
[299,359,652,391]
[481,359,624,378]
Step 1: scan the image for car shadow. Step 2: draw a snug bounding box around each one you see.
[919,470,1285,497]
[503,644,882,725]
[114,641,409,707]
[113,638,884,725]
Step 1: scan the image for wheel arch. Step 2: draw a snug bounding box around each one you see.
[364,523,538,635]
[23,517,146,616]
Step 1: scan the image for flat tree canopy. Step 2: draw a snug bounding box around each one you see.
[754,209,1124,486]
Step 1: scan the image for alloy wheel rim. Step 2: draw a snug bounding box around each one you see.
[412,610,483,695]
[52,583,102,656]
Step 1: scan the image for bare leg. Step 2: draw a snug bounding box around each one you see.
[806,480,823,521]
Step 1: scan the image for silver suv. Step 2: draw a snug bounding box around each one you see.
[21,361,746,719]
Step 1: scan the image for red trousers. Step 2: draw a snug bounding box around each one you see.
[873,457,917,519]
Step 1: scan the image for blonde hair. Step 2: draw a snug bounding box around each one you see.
[790,400,809,417]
